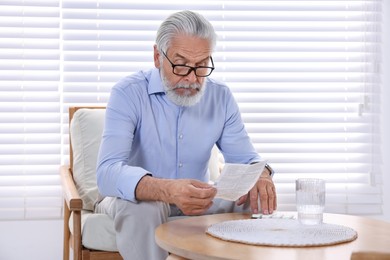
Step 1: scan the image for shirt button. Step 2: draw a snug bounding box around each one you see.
[179,163,183,168]
[179,134,183,139]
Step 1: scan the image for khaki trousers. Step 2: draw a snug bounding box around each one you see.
[95,197,251,260]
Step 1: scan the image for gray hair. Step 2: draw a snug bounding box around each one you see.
[155,10,217,54]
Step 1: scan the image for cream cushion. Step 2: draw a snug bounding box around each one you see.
[69,108,221,251]
[70,108,105,211]
[69,210,117,251]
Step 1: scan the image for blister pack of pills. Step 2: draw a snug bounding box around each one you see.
[251,212,296,220]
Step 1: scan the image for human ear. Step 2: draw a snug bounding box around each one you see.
[153,45,161,68]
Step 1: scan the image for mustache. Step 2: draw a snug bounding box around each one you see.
[172,83,201,90]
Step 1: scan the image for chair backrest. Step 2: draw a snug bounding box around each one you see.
[69,107,105,211]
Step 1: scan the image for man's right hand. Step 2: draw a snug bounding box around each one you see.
[135,176,217,216]
[166,179,217,215]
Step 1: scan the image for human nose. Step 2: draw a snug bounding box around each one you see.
[183,69,198,83]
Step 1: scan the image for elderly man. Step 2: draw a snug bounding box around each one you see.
[96,10,277,260]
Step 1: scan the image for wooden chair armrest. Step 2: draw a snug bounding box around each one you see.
[60,165,83,211]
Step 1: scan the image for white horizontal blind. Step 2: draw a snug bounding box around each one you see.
[0,1,62,220]
[0,0,382,220]
[214,0,382,215]
[62,0,382,215]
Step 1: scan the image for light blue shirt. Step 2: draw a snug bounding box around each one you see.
[96,68,261,202]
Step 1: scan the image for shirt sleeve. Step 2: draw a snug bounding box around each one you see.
[217,87,261,164]
[96,80,149,203]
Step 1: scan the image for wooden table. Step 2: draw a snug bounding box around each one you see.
[155,212,390,260]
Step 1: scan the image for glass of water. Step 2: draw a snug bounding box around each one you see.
[296,178,326,225]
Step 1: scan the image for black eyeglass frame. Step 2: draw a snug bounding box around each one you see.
[161,51,215,77]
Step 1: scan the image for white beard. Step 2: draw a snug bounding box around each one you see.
[161,71,206,107]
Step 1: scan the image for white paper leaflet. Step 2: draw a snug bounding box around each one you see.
[214,161,266,201]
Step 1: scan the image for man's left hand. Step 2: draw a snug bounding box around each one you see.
[236,168,277,214]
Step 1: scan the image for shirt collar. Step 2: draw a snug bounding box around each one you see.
[147,68,165,95]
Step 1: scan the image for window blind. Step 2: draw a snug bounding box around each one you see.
[62,0,382,215]
[0,0,382,220]
[0,0,61,220]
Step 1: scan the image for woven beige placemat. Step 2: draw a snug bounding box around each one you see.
[206,219,358,247]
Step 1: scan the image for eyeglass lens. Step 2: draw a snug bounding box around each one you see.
[173,66,213,77]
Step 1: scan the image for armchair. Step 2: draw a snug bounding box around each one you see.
[61,107,122,260]
[61,107,222,260]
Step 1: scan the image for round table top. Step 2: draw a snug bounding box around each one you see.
[155,212,390,260]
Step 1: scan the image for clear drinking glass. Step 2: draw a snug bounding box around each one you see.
[296,178,326,225]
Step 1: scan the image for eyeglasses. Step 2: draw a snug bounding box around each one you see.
[162,51,215,77]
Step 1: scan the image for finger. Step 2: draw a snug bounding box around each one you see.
[249,187,259,214]
[183,196,214,210]
[266,184,276,214]
[266,180,277,211]
[189,181,217,199]
[191,179,214,189]
[270,184,277,210]
[236,194,247,206]
[183,201,213,216]
[259,183,270,214]
[190,187,217,200]
[258,177,277,214]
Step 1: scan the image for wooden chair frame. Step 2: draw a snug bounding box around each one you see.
[350,251,390,260]
[61,106,123,260]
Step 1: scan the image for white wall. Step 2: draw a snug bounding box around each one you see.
[0,220,63,260]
